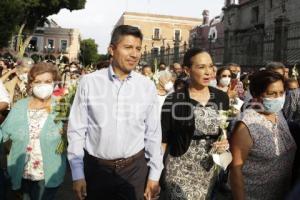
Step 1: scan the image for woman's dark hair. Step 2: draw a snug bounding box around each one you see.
[216,67,232,84]
[183,48,208,68]
[174,77,187,91]
[249,70,285,98]
[110,25,143,46]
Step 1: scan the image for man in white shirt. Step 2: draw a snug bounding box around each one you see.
[68,25,163,200]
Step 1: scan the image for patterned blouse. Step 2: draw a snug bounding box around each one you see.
[23,109,49,181]
[238,109,296,199]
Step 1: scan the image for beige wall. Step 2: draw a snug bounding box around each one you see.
[117,12,202,53]
[42,28,80,62]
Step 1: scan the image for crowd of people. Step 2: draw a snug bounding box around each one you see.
[0,24,299,200]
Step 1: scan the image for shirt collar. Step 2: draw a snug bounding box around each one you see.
[108,65,133,81]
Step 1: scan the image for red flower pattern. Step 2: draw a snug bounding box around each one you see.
[26,146,33,152]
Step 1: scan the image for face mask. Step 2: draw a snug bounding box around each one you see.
[70,68,77,72]
[219,77,231,87]
[164,81,174,92]
[70,79,78,86]
[231,72,240,79]
[19,74,28,83]
[236,72,241,80]
[209,79,217,87]
[33,83,54,100]
[262,95,285,113]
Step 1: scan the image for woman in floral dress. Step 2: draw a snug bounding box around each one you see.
[0,62,66,200]
[161,49,230,199]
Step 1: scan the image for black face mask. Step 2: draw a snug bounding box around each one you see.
[231,73,238,79]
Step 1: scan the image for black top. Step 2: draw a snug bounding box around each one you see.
[161,85,230,157]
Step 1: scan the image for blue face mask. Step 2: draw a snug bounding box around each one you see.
[262,95,285,113]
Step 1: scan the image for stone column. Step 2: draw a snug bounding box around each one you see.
[273,16,289,63]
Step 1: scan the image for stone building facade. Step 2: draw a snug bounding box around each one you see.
[189,10,225,65]
[223,0,300,66]
[116,12,202,65]
[17,20,80,63]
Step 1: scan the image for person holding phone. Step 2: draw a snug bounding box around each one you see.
[228,63,245,99]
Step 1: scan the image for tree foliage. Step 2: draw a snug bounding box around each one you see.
[80,39,100,66]
[0,0,86,58]
[0,0,23,47]
[98,54,110,62]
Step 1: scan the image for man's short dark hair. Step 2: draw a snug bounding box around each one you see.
[249,70,285,98]
[265,61,285,71]
[110,25,143,46]
[183,48,208,68]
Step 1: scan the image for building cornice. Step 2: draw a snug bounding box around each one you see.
[123,11,202,23]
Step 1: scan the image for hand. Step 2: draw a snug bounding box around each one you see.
[73,179,87,200]
[144,179,160,200]
[227,86,237,99]
[213,139,229,153]
[6,68,17,74]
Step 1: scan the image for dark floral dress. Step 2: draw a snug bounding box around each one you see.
[164,105,222,200]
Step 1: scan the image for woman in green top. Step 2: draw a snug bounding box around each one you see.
[1,62,66,200]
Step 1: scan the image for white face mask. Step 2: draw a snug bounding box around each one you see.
[164,81,174,92]
[219,77,231,87]
[33,83,54,100]
[236,72,241,80]
[209,79,217,87]
[19,74,28,83]
[69,79,78,86]
[70,68,77,72]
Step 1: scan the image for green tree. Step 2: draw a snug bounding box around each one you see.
[0,0,86,59]
[80,39,100,66]
[98,54,110,62]
[0,1,22,48]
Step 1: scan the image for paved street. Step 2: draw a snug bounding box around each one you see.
[56,166,76,200]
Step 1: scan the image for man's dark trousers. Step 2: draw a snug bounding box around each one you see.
[84,150,148,200]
